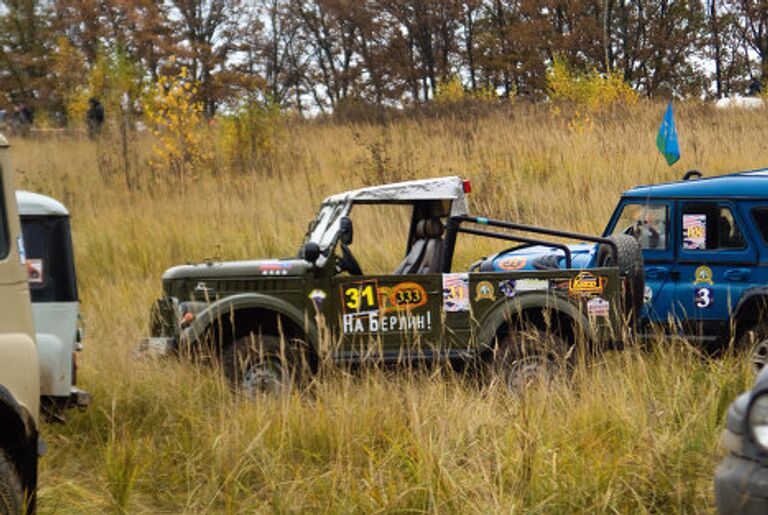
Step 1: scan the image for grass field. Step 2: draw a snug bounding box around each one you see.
[12,101,767,513]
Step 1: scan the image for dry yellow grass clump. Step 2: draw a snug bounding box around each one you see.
[10,101,766,513]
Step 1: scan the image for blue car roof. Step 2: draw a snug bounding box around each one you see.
[624,167,768,199]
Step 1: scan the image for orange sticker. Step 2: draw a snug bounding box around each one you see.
[498,256,527,270]
[568,272,606,296]
[388,282,428,311]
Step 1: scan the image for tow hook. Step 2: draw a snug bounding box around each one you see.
[70,387,91,411]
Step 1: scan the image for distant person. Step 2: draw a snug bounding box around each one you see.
[748,79,763,97]
[86,97,105,139]
[11,102,33,136]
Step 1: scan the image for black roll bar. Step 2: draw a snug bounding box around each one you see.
[457,226,573,268]
[441,215,619,273]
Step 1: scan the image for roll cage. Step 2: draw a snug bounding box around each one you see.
[304,176,619,275]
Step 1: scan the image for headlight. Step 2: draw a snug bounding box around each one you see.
[748,392,768,450]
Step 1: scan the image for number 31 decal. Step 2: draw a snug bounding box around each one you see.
[694,287,713,309]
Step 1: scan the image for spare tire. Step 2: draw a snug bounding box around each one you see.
[597,234,645,322]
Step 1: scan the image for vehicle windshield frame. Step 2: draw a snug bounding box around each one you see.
[305,201,352,252]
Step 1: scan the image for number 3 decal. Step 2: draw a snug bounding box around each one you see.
[695,287,713,308]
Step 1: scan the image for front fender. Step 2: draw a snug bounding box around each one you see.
[475,292,595,350]
[183,293,319,349]
[733,287,768,319]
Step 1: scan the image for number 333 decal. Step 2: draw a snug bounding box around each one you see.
[694,287,713,309]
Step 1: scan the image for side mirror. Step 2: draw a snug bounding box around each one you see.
[302,242,321,264]
[339,216,353,245]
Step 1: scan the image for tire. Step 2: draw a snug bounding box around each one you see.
[597,234,645,320]
[0,449,23,515]
[222,334,306,398]
[737,322,768,375]
[491,325,575,393]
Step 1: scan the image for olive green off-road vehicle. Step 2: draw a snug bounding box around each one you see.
[142,177,644,394]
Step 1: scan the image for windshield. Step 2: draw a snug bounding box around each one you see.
[306,202,350,250]
[609,202,668,250]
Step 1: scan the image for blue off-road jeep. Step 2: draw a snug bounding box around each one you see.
[478,168,768,371]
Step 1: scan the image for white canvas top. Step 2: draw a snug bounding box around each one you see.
[322,176,469,216]
[16,190,69,216]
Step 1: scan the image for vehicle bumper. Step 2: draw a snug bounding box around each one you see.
[135,336,176,358]
[70,387,90,410]
[715,453,768,514]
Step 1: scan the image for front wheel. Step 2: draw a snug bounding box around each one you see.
[737,323,768,375]
[223,334,305,398]
[0,449,23,515]
[491,326,575,393]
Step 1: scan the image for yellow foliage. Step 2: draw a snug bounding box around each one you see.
[435,76,500,104]
[434,76,466,103]
[547,56,638,110]
[52,37,89,127]
[218,100,283,175]
[472,82,501,102]
[142,67,212,181]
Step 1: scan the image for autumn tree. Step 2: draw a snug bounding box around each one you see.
[0,0,55,110]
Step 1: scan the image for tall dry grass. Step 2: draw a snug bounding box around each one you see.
[11,100,766,513]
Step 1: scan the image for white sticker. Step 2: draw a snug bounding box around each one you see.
[27,258,43,284]
[342,311,432,334]
[514,279,550,292]
[643,286,653,304]
[442,273,470,312]
[587,297,610,317]
[683,214,706,250]
[16,235,25,264]
[694,287,713,308]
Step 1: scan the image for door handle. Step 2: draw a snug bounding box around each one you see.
[724,268,750,282]
[645,267,669,279]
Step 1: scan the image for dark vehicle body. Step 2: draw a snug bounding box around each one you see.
[715,368,768,513]
[143,177,642,391]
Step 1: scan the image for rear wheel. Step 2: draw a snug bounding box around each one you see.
[492,326,575,392]
[0,449,23,515]
[737,323,768,374]
[223,334,306,398]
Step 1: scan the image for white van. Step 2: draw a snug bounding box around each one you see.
[16,191,89,414]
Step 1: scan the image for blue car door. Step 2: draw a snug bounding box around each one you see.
[672,200,757,338]
[605,199,675,323]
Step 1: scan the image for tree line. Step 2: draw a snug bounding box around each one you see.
[0,0,766,121]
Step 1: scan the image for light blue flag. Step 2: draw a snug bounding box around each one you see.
[656,102,680,166]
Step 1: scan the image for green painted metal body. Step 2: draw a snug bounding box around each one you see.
[147,177,626,362]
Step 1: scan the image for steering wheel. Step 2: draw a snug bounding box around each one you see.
[338,243,363,276]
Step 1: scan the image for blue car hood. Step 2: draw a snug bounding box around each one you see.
[483,243,598,272]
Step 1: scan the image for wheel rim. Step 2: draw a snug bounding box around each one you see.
[242,360,287,397]
[506,355,552,392]
[752,340,768,375]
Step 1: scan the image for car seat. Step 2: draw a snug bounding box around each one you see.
[394,218,444,274]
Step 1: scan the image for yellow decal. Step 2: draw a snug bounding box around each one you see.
[390,282,428,310]
[569,271,606,296]
[475,280,495,301]
[342,280,378,313]
[693,265,714,285]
